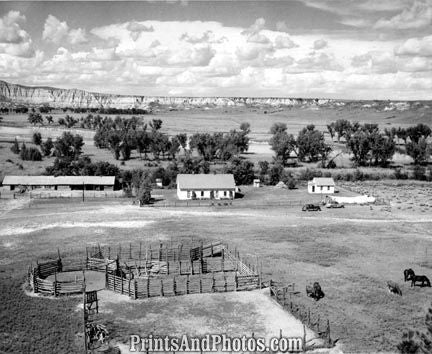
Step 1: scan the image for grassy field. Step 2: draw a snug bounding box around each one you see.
[1,183,431,353]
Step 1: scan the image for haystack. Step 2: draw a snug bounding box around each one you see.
[274,181,287,189]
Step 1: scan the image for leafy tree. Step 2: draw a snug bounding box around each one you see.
[407,124,431,144]
[224,157,255,185]
[168,136,181,160]
[333,119,351,142]
[406,138,430,165]
[268,163,284,185]
[28,112,43,126]
[137,176,152,205]
[297,124,331,163]
[327,122,335,141]
[64,115,78,128]
[10,138,20,154]
[32,132,42,146]
[41,137,54,156]
[45,115,53,125]
[53,132,84,159]
[270,122,287,135]
[347,130,371,166]
[176,133,188,150]
[269,130,297,166]
[369,132,396,167]
[150,119,163,131]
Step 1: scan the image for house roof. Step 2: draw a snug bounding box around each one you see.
[176,174,236,190]
[311,177,335,186]
[2,175,115,186]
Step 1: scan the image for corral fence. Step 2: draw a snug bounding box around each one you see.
[85,241,262,300]
[28,254,85,296]
[269,280,334,350]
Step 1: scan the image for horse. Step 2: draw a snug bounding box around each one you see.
[411,274,431,288]
[306,282,325,301]
[387,281,402,296]
[404,268,415,282]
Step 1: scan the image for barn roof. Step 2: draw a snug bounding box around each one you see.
[2,175,115,186]
[176,174,235,190]
[311,177,335,186]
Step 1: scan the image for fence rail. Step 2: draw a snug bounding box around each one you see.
[269,280,334,350]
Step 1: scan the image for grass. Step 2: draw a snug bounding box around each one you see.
[1,182,432,352]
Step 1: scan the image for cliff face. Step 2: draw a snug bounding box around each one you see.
[0,79,426,111]
[0,80,340,109]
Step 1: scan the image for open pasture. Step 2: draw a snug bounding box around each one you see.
[0,182,431,352]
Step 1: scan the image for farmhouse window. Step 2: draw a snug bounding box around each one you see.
[224,191,227,197]
[201,191,204,197]
[320,186,323,191]
[327,186,330,191]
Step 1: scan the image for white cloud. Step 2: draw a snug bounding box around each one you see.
[43,15,88,45]
[0,11,34,57]
[374,1,432,29]
[313,39,328,50]
[241,18,266,36]
[274,35,298,49]
[395,35,432,57]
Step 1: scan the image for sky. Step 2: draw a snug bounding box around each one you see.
[0,0,432,100]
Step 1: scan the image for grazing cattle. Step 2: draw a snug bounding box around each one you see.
[411,275,431,288]
[387,281,402,296]
[404,269,415,282]
[306,282,325,301]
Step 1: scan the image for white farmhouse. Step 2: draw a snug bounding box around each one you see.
[176,174,236,200]
[307,177,335,194]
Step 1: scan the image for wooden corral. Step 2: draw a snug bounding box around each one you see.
[28,257,85,296]
[86,240,262,300]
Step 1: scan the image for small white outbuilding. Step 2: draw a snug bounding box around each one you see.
[307,177,335,194]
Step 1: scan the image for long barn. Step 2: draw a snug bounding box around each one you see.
[2,175,116,191]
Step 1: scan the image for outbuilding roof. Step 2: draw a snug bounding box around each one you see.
[2,175,115,186]
[176,174,236,190]
[310,177,335,186]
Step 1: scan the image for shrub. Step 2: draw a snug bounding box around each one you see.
[10,138,20,154]
[20,145,42,161]
[413,165,427,181]
[394,168,408,180]
[32,132,42,146]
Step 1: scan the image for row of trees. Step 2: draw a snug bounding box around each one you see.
[93,117,251,162]
[328,120,431,166]
[269,123,331,166]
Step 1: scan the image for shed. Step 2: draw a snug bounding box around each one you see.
[253,179,261,188]
[2,175,116,191]
[176,174,236,200]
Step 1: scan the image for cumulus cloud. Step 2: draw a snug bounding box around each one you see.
[395,35,432,57]
[241,18,266,36]
[0,11,34,57]
[43,15,88,44]
[180,30,226,44]
[313,39,328,50]
[374,1,432,30]
[274,35,298,49]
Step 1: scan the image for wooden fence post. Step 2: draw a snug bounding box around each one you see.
[303,324,306,352]
[186,274,189,294]
[160,279,164,296]
[146,278,149,298]
[54,271,57,297]
[105,265,108,289]
[129,243,132,259]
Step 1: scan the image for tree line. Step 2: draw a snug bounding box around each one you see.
[327,120,431,166]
